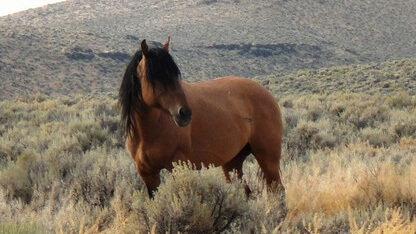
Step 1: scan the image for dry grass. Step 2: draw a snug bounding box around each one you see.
[0,91,415,233]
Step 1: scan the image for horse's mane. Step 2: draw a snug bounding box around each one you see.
[119,47,181,139]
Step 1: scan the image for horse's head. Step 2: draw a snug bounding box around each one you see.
[137,37,192,127]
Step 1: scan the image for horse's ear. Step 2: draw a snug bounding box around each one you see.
[141,39,149,56]
[162,36,170,52]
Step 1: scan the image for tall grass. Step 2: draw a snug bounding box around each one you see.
[0,91,415,233]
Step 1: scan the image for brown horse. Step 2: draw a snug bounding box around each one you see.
[119,37,284,198]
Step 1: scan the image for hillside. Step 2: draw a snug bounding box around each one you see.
[255,57,416,96]
[1,0,416,99]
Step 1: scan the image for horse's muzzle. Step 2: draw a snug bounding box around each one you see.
[173,107,192,127]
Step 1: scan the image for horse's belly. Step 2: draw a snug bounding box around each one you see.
[176,117,250,167]
[171,148,235,168]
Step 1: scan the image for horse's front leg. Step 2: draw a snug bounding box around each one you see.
[139,170,161,198]
[136,164,161,198]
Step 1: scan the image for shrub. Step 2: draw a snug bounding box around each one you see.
[0,222,45,234]
[144,162,248,233]
[340,103,390,129]
[0,150,41,203]
[360,127,394,147]
[1,92,415,233]
[386,92,416,109]
[389,110,416,139]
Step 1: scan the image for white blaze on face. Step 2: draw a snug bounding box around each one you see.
[0,0,66,16]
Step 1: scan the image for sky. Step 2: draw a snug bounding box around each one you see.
[0,0,66,17]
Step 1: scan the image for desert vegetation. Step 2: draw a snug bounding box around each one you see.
[0,71,415,232]
[256,58,416,96]
[1,0,416,232]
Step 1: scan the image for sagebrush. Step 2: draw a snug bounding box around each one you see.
[0,90,415,233]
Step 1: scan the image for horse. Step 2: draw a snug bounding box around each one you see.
[119,37,284,198]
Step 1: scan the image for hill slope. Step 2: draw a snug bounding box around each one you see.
[1,0,416,99]
[256,57,416,96]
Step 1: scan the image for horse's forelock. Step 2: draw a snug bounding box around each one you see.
[144,48,181,90]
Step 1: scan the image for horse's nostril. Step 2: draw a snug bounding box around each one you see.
[179,107,192,117]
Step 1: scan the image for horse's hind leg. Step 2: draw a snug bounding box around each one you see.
[222,144,252,196]
[250,133,287,217]
[249,129,285,194]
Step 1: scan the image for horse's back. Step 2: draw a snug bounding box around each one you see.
[187,76,276,101]
[187,76,281,120]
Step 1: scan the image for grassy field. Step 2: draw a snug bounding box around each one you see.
[0,58,415,233]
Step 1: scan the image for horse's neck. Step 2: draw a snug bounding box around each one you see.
[135,108,165,140]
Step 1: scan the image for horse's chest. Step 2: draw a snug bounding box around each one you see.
[137,138,182,170]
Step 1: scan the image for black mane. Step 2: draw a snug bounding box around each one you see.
[119,47,181,138]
